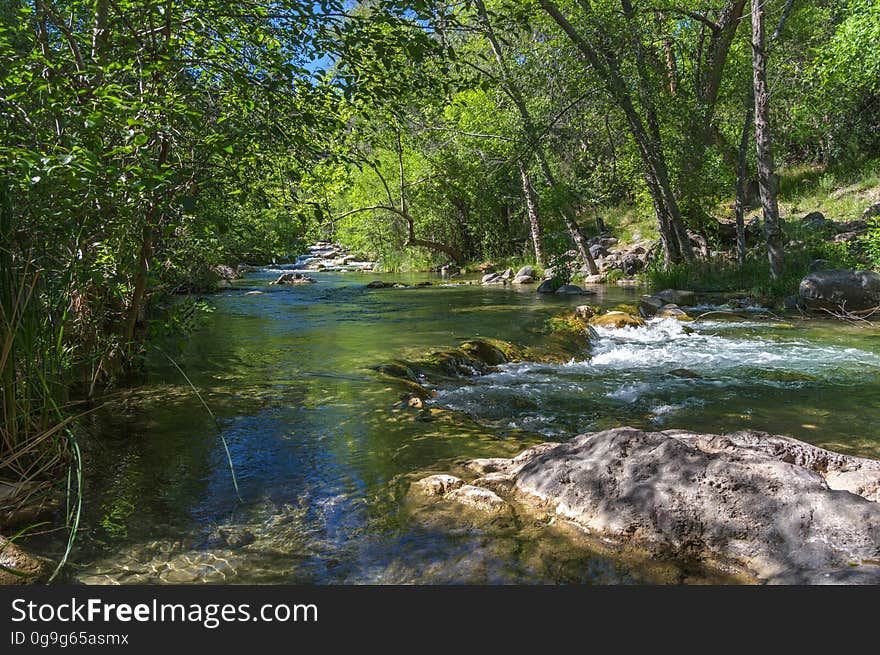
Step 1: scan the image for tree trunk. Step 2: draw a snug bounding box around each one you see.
[732,0,792,270]
[406,236,464,264]
[593,207,605,234]
[124,129,170,345]
[734,99,753,267]
[91,0,109,60]
[539,0,694,265]
[751,0,784,279]
[518,160,544,266]
[475,0,598,275]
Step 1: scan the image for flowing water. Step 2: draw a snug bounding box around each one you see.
[57,268,880,584]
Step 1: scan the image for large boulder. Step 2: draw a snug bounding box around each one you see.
[861,202,880,221]
[536,278,561,294]
[515,265,535,279]
[512,275,535,284]
[622,254,645,275]
[466,428,880,583]
[211,264,239,281]
[798,269,880,311]
[801,211,832,232]
[655,289,696,306]
[638,294,665,317]
[589,244,608,259]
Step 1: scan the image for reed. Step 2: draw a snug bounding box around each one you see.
[0,181,81,579]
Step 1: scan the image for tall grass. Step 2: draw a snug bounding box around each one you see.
[0,182,81,579]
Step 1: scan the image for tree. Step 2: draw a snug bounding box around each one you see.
[751,0,784,278]
[471,0,598,274]
[537,0,695,264]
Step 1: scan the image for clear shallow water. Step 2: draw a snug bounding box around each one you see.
[57,270,880,584]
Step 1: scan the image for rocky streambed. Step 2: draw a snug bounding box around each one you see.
[375,304,880,585]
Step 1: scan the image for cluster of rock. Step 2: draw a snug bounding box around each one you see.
[583,235,656,282]
[271,272,316,285]
[799,211,873,245]
[296,242,378,273]
[414,427,880,584]
[562,289,696,330]
[477,265,596,296]
[480,265,539,286]
[636,288,696,320]
[365,280,434,290]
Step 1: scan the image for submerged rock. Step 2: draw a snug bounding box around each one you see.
[798,269,880,311]
[445,485,509,513]
[374,338,523,393]
[416,474,464,496]
[668,368,702,379]
[366,280,394,289]
[555,284,593,295]
[462,427,880,583]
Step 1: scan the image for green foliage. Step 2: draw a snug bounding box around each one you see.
[863,219,880,270]
[0,0,446,559]
[642,225,861,300]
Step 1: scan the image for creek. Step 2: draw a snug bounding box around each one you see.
[57,267,880,584]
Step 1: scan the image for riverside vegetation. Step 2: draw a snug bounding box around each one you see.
[2,0,880,584]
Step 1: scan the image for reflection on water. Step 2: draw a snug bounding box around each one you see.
[59,270,880,584]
